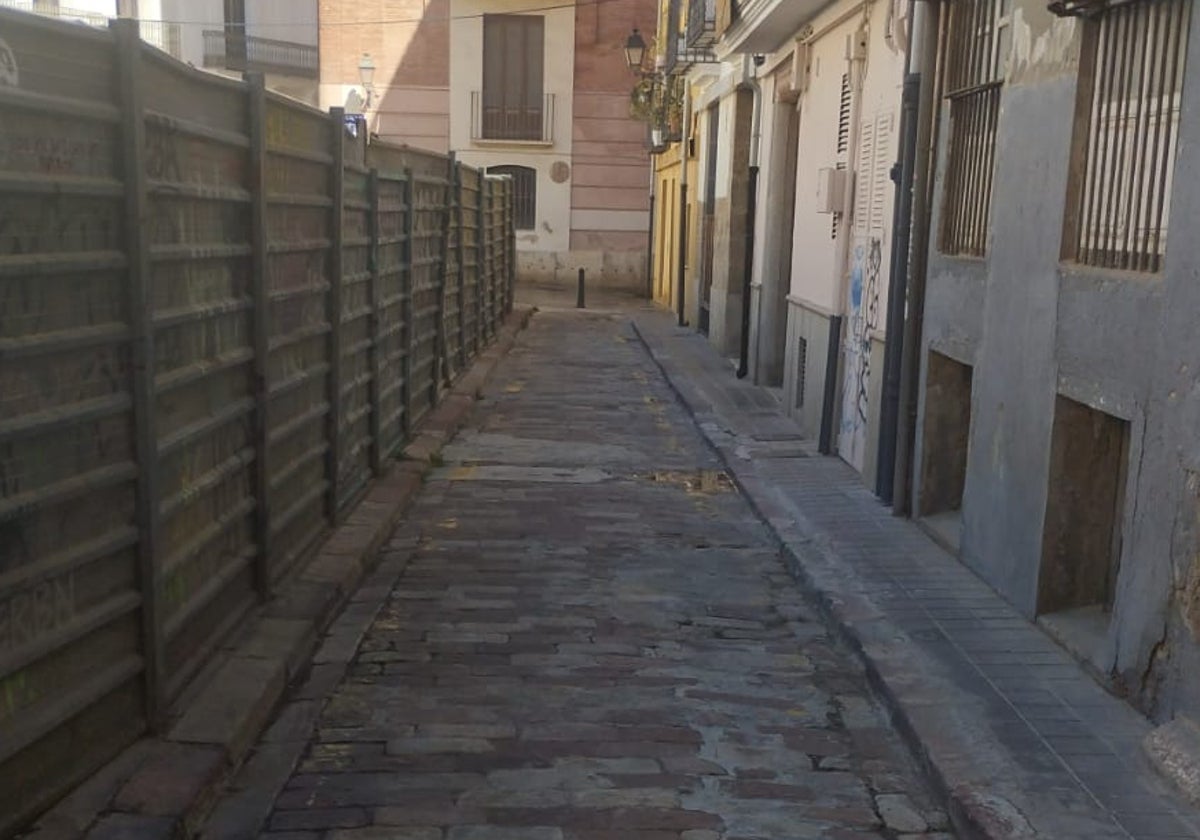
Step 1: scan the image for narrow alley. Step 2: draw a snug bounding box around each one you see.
[204,305,953,840]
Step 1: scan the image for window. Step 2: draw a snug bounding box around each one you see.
[939,0,1010,257]
[489,165,536,230]
[482,15,545,141]
[1062,0,1191,272]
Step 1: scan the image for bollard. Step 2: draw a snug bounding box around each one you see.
[576,268,586,309]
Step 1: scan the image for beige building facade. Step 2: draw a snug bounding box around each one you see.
[319,0,658,290]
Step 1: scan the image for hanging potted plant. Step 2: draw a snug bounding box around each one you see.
[629,73,685,149]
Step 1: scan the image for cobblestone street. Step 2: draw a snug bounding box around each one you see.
[227,308,954,840]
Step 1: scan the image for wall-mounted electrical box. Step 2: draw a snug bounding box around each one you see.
[790,41,812,94]
[845,28,868,61]
[816,167,851,214]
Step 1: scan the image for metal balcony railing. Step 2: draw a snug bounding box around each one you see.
[687,0,716,47]
[202,30,318,79]
[471,92,555,143]
[0,0,183,58]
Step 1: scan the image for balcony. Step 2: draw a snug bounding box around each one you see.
[470,92,555,144]
[686,0,716,48]
[202,30,318,79]
[719,0,833,54]
[661,0,717,76]
[0,0,183,58]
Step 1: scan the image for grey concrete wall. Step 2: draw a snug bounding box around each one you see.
[1112,3,1200,722]
[915,2,1200,722]
[784,300,832,440]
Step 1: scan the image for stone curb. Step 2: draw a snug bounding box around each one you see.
[28,308,536,840]
[629,319,1003,840]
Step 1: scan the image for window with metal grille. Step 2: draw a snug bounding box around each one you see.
[939,0,1011,257]
[1062,0,1191,273]
[488,165,537,230]
[482,15,545,141]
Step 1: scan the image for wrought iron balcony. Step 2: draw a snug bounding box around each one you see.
[471,92,555,144]
[202,30,318,79]
[0,0,183,58]
[686,0,716,48]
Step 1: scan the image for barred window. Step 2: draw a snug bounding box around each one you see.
[939,0,1011,257]
[488,165,536,230]
[1062,0,1191,272]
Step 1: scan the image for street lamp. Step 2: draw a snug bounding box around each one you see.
[623,28,647,73]
[358,52,376,108]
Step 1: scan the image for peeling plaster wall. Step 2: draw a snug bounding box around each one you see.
[916,0,1200,722]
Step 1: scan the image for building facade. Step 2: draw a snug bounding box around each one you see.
[319,0,658,290]
[652,0,908,486]
[913,0,1200,724]
[652,0,1200,726]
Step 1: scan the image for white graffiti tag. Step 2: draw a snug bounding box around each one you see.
[0,36,17,88]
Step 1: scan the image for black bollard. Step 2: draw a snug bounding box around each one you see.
[576,268,586,309]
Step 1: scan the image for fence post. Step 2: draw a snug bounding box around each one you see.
[367,168,384,474]
[476,176,487,350]
[505,180,516,316]
[455,162,467,369]
[246,72,272,597]
[402,167,416,438]
[489,180,499,335]
[113,19,164,728]
[433,152,455,400]
[328,108,346,522]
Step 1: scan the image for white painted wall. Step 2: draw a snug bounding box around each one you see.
[449,0,575,254]
[788,13,858,313]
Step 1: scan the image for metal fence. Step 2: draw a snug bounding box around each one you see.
[0,11,515,835]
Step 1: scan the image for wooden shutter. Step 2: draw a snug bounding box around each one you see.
[482,15,544,140]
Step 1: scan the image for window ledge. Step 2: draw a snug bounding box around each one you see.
[471,138,555,148]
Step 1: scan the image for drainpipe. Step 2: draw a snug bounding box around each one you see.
[875,0,919,502]
[818,15,870,455]
[677,86,692,327]
[646,160,657,300]
[892,0,939,514]
[737,55,764,379]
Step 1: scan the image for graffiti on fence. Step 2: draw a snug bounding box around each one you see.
[0,196,119,255]
[0,36,18,89]
[0,573,77,658]
[145,120,182,182]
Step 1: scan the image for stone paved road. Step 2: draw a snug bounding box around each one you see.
[248,310,955,840]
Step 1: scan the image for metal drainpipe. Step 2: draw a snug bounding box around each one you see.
[892,0,940,514]
[646,171,657,300]
[737,57,763,379]
[818,16,870,455]
[875,0,920,502]
[677,87,692,327]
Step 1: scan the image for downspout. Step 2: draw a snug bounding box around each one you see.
[646,157,657,300]
[875,0,919,501]
[818,14,870,455]
[737,55,764,379]
[677,86,692,327]
[891,0,939,514]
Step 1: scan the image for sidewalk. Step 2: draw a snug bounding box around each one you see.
[632,310,1200,840]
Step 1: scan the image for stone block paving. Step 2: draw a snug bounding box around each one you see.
[236,311,956,840]
[630,311,1200,840]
